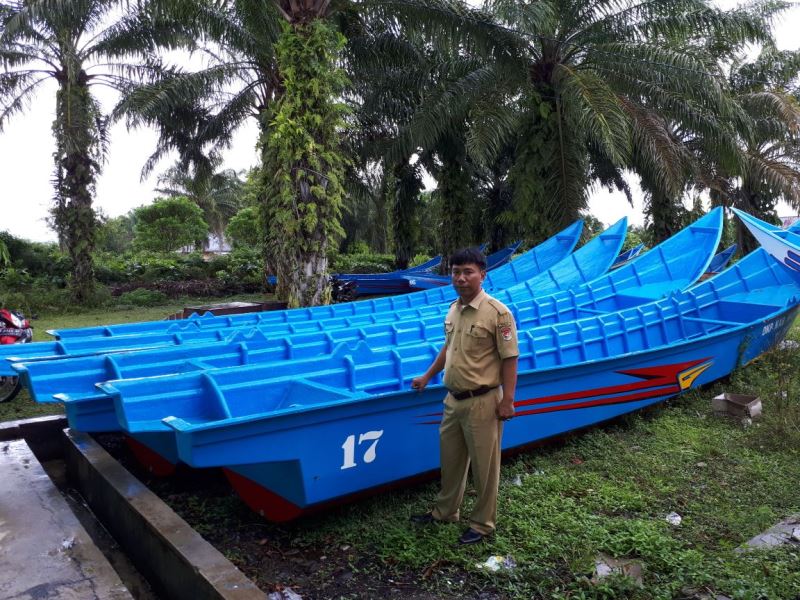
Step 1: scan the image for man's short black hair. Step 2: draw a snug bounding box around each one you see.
[449,247,487,270]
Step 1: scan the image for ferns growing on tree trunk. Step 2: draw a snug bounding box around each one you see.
[262,19,348,307]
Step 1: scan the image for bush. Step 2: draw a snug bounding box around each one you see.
[134,196,208,252]
[227,206,262,248]
[0,271,109,315]
[332,252,395,274]
[0,231,70,283]
[117,288,169,307]
[94,251,215,284]
[225,247,262,284]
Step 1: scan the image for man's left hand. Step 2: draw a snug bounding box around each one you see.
[496,398,515,421]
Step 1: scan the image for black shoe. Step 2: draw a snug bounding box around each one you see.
[458,528,486,545]
[410,512,438,525]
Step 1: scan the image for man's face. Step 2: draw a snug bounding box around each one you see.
[451,262,486,301]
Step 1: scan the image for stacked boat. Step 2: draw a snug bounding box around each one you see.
[272,241,522,297]
[6,208,800,521]
[337,241,521,296]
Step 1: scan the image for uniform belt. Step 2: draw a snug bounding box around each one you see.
[450,386,497,401]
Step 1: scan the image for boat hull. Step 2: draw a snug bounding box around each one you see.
[172,304,798,520]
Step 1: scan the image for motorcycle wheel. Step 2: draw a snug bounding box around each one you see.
[0,375,21,403]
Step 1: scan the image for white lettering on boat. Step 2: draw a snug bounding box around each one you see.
[340,430,385,470]
[761,316,786,336]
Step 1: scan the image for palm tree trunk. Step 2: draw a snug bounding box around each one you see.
[437,132,475,268]
[511,95,588,243]
[263,18,347,307]
[372,171,390,254]
[54,72,97,302]
[391,160,422,269]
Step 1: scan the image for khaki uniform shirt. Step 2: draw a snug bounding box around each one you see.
[442,289,520,393]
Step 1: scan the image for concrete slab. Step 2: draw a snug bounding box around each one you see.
[741,514,800,551]
[0,415,67,462]
[0,439,132,600]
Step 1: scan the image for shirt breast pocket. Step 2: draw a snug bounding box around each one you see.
[464,322,492,352]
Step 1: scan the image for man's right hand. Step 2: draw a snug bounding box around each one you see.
[411,376,428,391]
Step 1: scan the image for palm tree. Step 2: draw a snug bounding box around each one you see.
[121,0,494,302]
[115,0,285,179]
[344,6,506,265]
[155,162,245,243]
[257,1,350,306]
[0,0,167,301]
[726,46,800,252]
[391,0,777,241]
[118,0,338,305]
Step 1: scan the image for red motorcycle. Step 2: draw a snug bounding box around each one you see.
[0,308,32,402]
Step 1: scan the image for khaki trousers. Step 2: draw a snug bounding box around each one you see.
[431,388,503,535]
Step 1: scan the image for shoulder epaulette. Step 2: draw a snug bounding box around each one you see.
[486,298,509,315]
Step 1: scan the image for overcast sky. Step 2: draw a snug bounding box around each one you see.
[1,1,798,243]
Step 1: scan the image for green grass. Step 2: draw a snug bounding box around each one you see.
[289,392,800,599]
[0,292,271,422]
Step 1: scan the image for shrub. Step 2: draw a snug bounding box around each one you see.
[205,253,232,277]
[134,197,208,252]
[95,251,221,284]
[0,273,104,315]
[227,206,262,248]
[0,231,70,282]
[332,252,394,274]
[117,288,169,307]
[226,247,262,284]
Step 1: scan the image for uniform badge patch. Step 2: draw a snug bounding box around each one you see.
[501,326,512,341]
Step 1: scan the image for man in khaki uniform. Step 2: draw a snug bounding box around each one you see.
[411,247,519,545]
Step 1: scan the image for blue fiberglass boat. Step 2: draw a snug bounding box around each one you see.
[400,242,522,292]
[732,208,800,273]
[101,247,800,520]
[610,243,645,269]
[59,213,720,468]
[705,244,737,276]
[16,220,626,430]
[1,225,583,376]
[339,242,521,296]
[45,224,581,343]
[1,225,581,375]
[16,208,724,426]
[788,219,800,234]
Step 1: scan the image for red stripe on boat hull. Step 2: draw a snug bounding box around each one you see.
[124,435,176,477]
[416,358,711,423]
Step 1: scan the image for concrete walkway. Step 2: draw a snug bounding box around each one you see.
[0,439,132,600]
